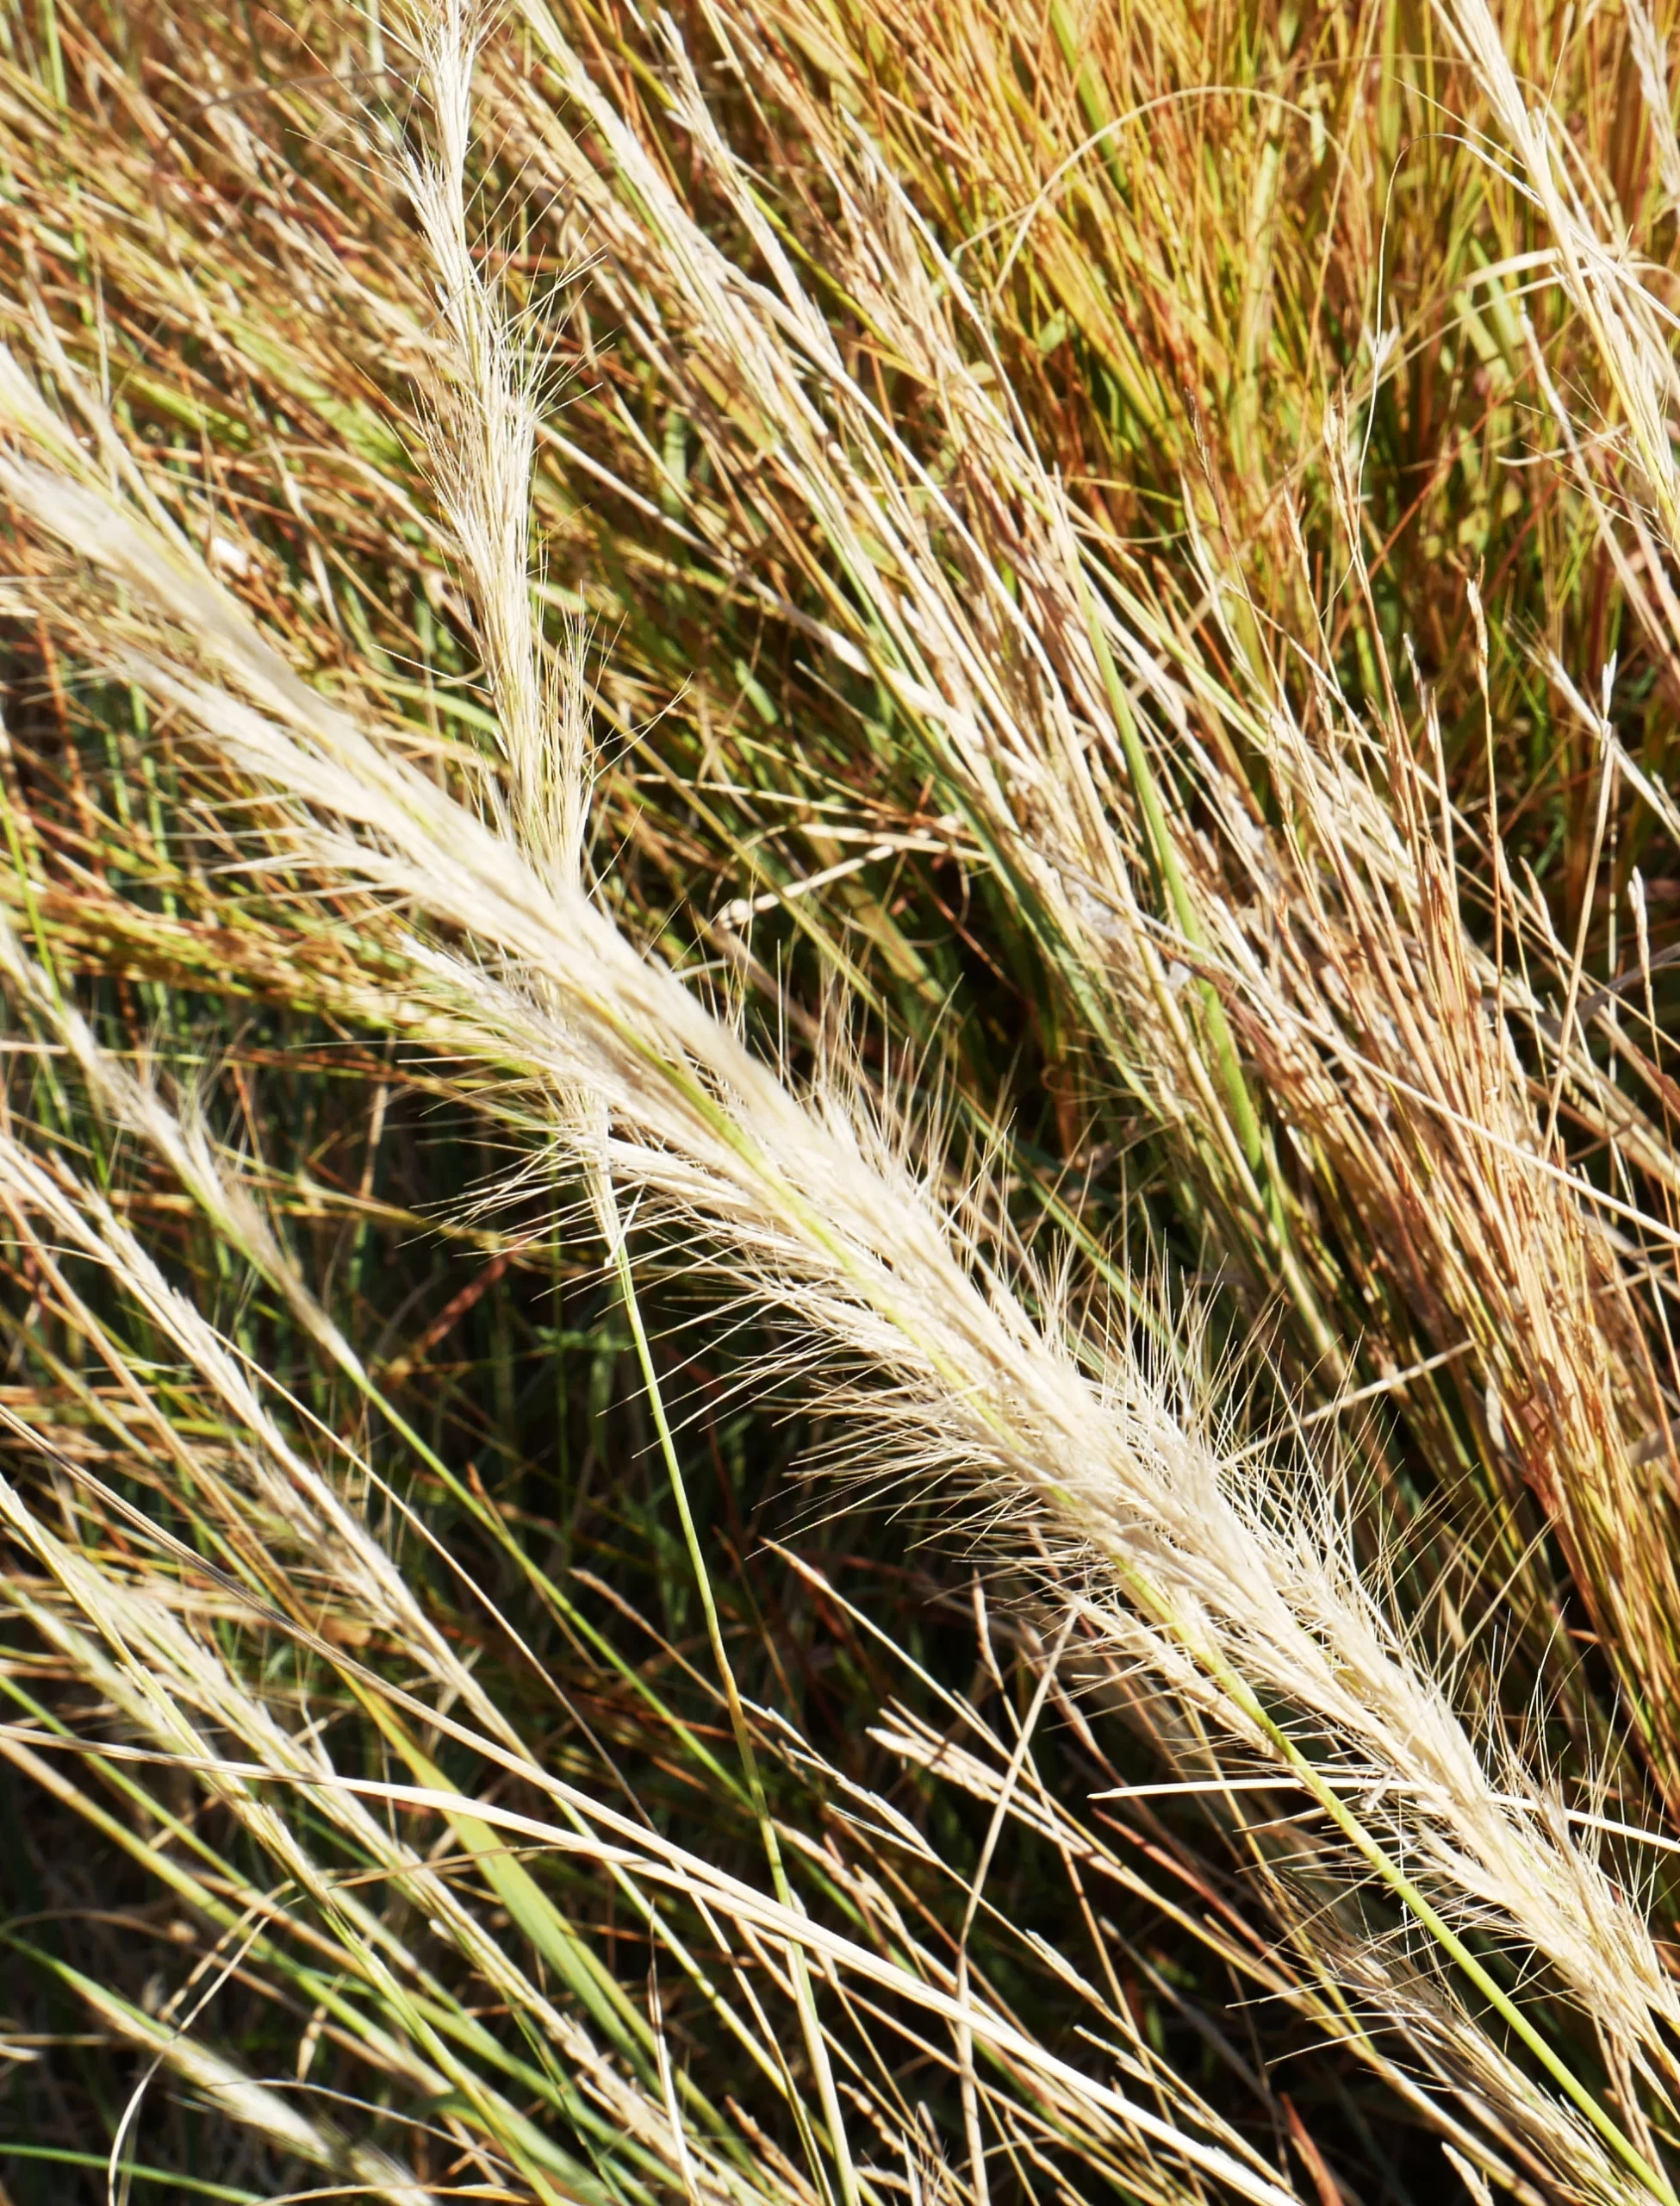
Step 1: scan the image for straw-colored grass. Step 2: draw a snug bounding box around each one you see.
[3,1,1680,2202]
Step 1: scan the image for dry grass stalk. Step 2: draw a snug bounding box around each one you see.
[3,0,1680,2201]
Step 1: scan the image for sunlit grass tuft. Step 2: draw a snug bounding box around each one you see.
[3,1,1680,2202]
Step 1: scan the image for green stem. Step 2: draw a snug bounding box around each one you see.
[598,1166,864,2206]
[1081,580,1342,1368]
[1048,0,1129,200]
[1146,1588,1677,2205]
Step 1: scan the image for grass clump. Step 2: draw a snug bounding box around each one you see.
[3,1,1680,2202]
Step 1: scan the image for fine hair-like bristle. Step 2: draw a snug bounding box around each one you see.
[2,3,1680,2203]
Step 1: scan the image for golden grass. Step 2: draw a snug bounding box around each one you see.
[2,1,1680,2202]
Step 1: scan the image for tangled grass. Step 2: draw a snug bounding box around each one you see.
[3,0,1680,2201]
